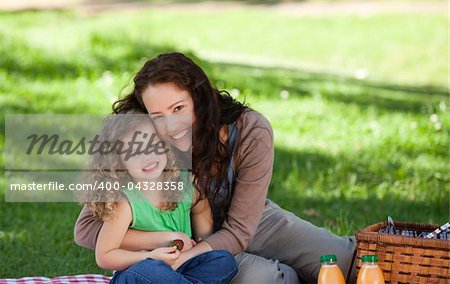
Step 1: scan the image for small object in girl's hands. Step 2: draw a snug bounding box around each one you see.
[169,239,184,251]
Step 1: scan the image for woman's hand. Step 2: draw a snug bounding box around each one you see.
[147,246,180,266]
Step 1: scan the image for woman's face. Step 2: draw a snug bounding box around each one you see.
[142,82,195,152]
[119,122,168,182]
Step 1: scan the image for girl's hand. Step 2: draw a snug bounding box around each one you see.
[147,246,180,266]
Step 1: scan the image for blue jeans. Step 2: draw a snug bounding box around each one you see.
[110,250,238,284]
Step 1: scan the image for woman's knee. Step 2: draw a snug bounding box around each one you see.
[232,252,299,284]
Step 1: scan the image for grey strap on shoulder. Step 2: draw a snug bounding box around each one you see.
[227,122,238,190]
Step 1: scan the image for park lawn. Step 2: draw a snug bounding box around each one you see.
[0,6,447,87]
[0,6,448,278]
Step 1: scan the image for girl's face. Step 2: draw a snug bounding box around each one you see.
[119,122,167,182]
[142,82,195,152]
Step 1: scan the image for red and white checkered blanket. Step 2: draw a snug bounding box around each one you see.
[0,275,111,284]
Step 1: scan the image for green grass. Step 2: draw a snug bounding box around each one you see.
[0,6,449,278]
[0,7,447,87]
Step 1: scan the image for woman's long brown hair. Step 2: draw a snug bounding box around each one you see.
[112,52,248,212]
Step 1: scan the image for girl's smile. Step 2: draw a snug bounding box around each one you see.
[142,161,160,173]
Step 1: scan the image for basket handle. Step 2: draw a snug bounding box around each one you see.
[376,219,390,243]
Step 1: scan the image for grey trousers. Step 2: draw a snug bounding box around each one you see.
[231,200,356,284]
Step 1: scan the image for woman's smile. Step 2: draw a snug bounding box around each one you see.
[171,128,189,140]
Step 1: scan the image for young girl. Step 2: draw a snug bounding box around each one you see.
[83,112,237,283]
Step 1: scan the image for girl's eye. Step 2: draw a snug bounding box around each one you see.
[152,115,163,121]
[174,105,184,113]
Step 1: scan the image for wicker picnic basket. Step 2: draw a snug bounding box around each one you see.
[354,221,450,284]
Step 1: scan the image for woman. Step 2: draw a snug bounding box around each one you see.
[75,52,356,283]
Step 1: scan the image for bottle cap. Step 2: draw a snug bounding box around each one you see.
[320,254,337,263]
[361,255,379,262]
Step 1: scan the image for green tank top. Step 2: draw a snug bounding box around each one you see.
[122,175,194,238]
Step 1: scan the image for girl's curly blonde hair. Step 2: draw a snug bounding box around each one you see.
[81,111,182,221]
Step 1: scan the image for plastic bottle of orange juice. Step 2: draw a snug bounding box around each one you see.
[318,254,345,284]
[357,255,385,284]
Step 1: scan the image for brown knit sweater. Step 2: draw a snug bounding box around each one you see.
[74,109,274,255]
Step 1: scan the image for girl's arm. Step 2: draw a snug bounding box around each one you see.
[121,229,193,252]
[95,201,179,271]
[190,192,214,240]
[75,204,192,251]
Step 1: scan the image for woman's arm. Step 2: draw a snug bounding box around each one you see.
[74,205,192,251]
[173,112,274,268]
[74,205,103,249]
[191,192,214,241]
[95,201,180,271]
[203,111,274,255]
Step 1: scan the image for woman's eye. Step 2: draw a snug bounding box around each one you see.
[152,115,163,121]
[174,105,184,113]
